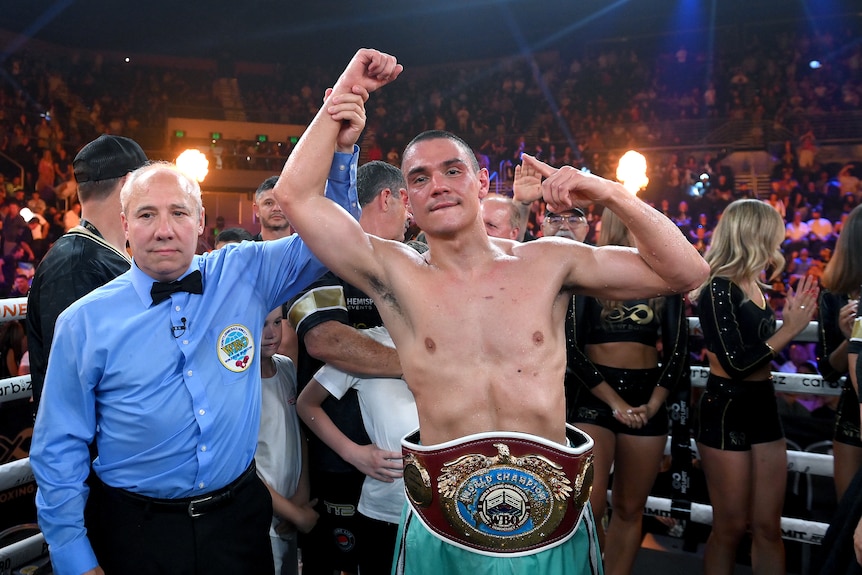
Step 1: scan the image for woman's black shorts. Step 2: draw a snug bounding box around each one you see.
[834,384,862,448]
[695,373,784,451]
[569,364,669,437]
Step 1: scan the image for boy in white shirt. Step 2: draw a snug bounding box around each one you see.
[257,307,319,574]
[297,326,418,575]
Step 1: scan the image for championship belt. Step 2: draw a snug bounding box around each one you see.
[401,425,594,557]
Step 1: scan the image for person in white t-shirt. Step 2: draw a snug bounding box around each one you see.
[297,326,418,575]
[784,209,811,253]
[256,307,319,575]
[806,206,833,250]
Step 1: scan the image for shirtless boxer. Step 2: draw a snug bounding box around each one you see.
[276,48,709,575]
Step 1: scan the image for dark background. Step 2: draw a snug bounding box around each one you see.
[3,0,859,66]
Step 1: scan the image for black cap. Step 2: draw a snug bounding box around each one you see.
[73,135,148,183]
[546,207,586,218]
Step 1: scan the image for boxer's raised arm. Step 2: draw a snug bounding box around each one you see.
[276,49,403,292]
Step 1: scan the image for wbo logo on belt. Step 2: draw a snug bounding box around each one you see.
[402,427,594,557]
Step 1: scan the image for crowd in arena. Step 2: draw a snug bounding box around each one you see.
[1,22,860,331]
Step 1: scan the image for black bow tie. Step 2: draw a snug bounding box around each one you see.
[151,270,203,305]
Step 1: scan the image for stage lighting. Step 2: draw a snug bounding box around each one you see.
[616,150,649,194]
[176,149,209,183]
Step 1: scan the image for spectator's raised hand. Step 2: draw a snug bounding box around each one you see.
[513,161,542,204]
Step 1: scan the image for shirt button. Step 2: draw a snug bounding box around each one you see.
[175,305,181,311]
[199,409,206,415]
[199,482,205,489]
[183,340,189,345]
[187,370,193,376]
[201,445,207,452]
[339,164,346,171]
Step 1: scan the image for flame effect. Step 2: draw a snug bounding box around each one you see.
[616,150,648,195]
[176,149,209,182]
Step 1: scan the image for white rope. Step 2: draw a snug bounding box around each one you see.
[0,532,46,575]
[0,320,832,408]
[0,376,31,405]
[0,458,33,493]
[0,366,844,406]
[663,437,834,477]
[639,495,828,545]
[0,297,27,325]
[690,365,843,396]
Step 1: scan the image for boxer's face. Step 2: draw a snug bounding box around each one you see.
[402,137,489,236]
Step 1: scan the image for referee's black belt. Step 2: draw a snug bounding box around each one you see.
[102,461,257,518]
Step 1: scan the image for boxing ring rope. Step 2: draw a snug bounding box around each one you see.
[0,533,45,575]
[0,297,45,573]
[0,311,843,570]
[0,298,27,325]
[638,496,829,545]
[0,376,33,405]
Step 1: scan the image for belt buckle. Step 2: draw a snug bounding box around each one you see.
[187,494,215,518]
[404,435,594,555]
[438,444,576,543]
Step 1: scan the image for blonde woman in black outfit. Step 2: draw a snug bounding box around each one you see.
[692,199,818,575]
